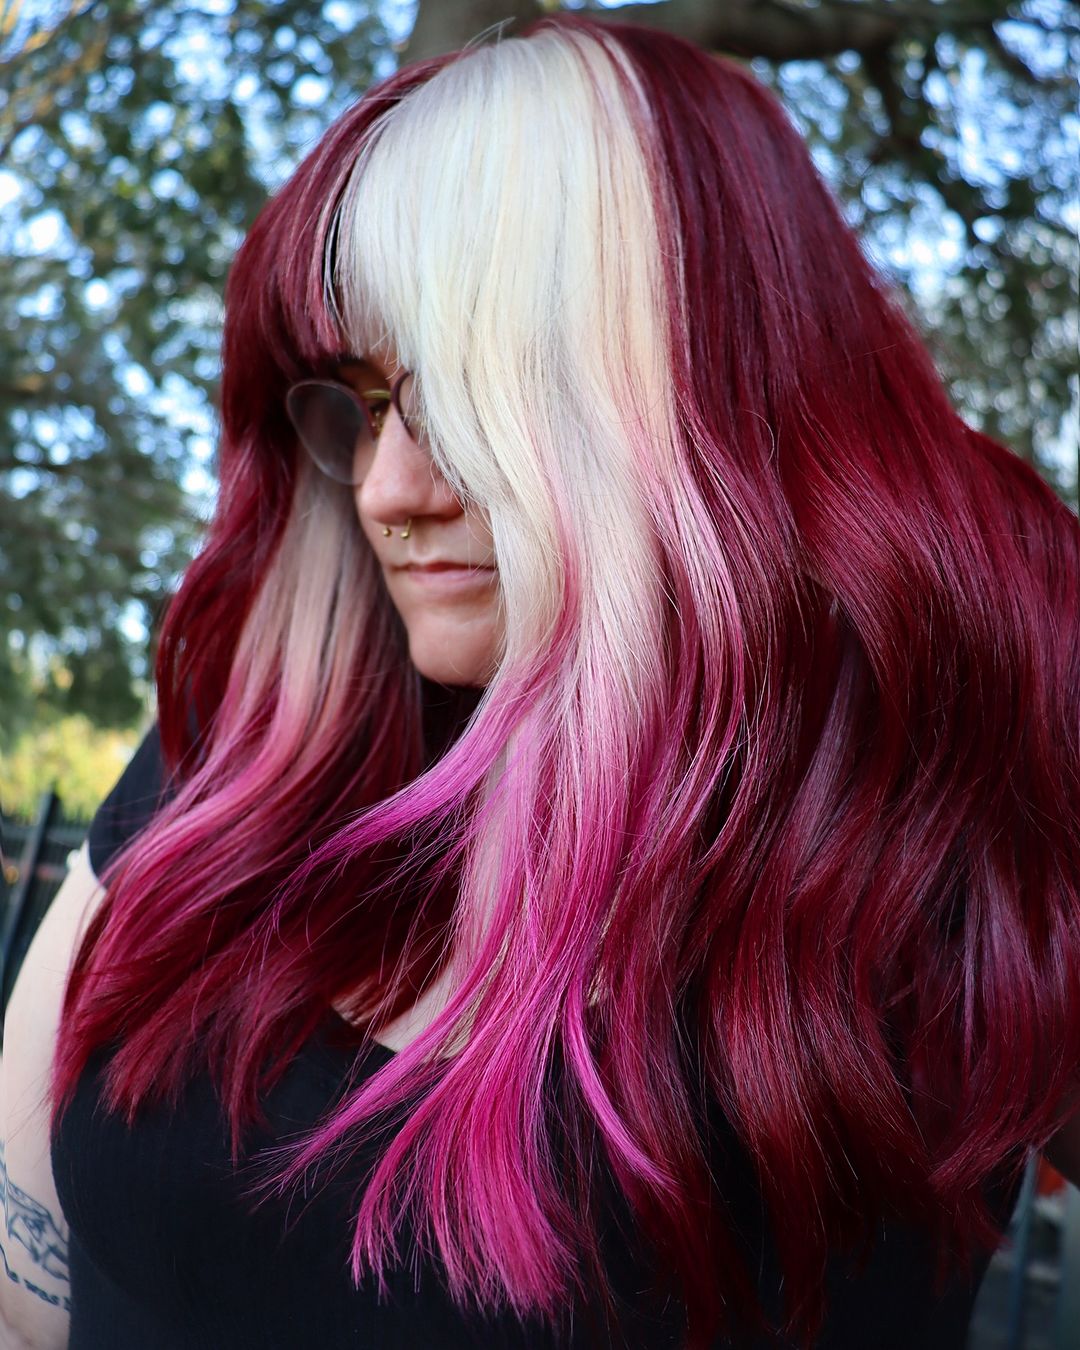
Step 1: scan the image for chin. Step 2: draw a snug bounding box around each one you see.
[398,603,502,688]
[411,659,491,688]
[408,637,498,689]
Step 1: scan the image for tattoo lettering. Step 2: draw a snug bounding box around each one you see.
[0,1141,72,1313]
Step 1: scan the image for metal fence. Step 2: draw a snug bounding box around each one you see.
[0,794,1076,1348]
[0,790,90,1027]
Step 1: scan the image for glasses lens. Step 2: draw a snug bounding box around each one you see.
[286,382,371,485]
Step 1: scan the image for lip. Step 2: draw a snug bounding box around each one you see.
[396,563,498,592]
[400,560,493,571]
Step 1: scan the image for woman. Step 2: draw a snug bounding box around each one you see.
[4,12,1078,1349]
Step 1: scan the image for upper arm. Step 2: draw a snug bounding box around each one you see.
[0,840,107,1350]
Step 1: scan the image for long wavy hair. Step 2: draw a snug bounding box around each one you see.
[50,13,1080,1348]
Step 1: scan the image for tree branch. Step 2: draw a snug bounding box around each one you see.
[405,0,1071,76]
[0,28,111,164]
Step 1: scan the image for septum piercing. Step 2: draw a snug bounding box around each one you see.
[382,518,411,538]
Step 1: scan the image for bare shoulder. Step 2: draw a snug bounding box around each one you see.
[1,839,107,1349]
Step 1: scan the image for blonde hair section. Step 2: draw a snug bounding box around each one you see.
[329,26,681,725]
[225,453,383,776]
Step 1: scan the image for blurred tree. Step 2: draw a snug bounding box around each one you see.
[0,0,1075,735]
[0,709,140,818]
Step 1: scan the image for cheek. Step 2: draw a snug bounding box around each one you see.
[356,497,384,546]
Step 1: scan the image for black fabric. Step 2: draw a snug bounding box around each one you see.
[55,725,1022,1348]
[85,721,174,881]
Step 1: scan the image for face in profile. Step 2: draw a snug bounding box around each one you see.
[341,337,502,688]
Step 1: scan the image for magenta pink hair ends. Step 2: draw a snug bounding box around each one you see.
[50,14,1080,1349]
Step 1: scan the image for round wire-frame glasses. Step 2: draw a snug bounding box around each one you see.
[285,361,423,487]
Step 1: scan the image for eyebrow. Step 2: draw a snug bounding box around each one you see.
[348,352,404,375]
[332,343,408,388]
[337,355,388,376]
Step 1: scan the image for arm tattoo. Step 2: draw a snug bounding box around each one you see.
[0,1141,71,1313]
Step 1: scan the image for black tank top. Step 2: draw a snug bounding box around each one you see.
[49,723,1021,1347]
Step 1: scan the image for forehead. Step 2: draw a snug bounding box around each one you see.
[347,331,403,372]
[334,335,403,389]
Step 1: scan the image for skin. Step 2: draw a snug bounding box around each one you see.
[340,334,502,689]
[330,354,1080,1150]
[327,336,500,1049]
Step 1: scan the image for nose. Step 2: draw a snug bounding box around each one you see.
[355,402,460,523]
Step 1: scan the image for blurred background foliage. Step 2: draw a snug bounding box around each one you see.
[0,711,133,817]
[0,0,1076,817]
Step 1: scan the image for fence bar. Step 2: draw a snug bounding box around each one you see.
[1004,1151,1039,1350]
[0,787,59,1000]
[1055,1183,1080,1349]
